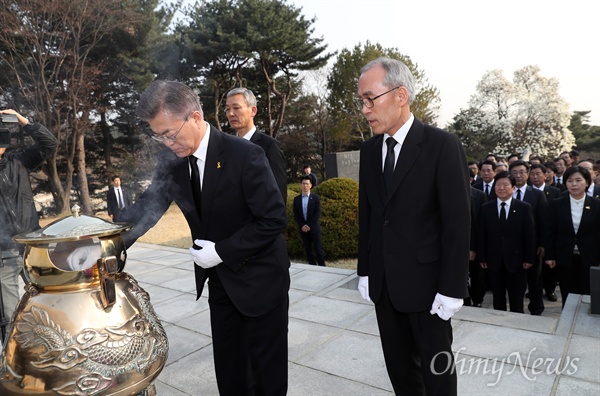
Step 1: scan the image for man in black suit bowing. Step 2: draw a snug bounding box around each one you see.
[479,172,536,313]
[225,87,287,202]
[355,57,470,395]
[293,176,325,266]
[120,80,290,395]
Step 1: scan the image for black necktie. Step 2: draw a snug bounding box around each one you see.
[516,189,521,200]
[557,177,562,185]
[500,202,506,228]
[383,138,397,194]
[485,184,490,196]
[189,156,202,214]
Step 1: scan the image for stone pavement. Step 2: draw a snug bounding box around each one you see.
[121,243,599,395]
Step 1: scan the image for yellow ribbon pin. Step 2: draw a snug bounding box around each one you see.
[217,162,221,169]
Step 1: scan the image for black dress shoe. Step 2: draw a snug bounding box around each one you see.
[546,292,558,302]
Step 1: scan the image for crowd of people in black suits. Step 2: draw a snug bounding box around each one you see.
[467,150,600,314]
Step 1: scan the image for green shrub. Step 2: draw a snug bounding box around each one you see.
[285,178,358,262]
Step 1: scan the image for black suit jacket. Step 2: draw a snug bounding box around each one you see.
[520,186,548,245]
[479,199,536,273]
[122,125,289,317]
[293,193,321,233]
[357,118,470,312]
[539,185,561,201]
[470,187,487,253]
[107,186,133,217]
[249,130,287,202]
[544,195,600,268]
[473,179,497,200]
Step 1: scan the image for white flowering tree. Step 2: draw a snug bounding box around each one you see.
[453,66,574,160]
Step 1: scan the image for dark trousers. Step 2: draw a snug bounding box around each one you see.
[208,271,288,396]
[300,230,325,266]
[112,208,126,222]
[467,260,485,305]
[374,280,456,396]
[558,254,592,308]
[526,256,545,315]
[489,265,528,313]
[542,256,558,294]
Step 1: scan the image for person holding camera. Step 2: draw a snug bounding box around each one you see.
[0,109,57,332]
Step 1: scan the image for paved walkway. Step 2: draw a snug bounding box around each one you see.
[123,243,599,395]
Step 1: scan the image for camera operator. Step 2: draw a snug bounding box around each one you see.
[0,109,58,333]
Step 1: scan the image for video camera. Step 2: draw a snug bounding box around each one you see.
[0,113,18,148]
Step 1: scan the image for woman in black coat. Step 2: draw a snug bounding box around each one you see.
[544,166,600,307]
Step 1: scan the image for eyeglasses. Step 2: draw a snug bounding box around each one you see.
[150,116,189,143]
[354,86,400,110]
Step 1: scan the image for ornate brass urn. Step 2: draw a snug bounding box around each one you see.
[0,205,168,395]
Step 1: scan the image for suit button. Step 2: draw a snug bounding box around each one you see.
[383,221,390,226]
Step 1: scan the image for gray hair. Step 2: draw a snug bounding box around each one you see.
[360,57,416,104]
[227,87,257,107]
[136,80,203,121]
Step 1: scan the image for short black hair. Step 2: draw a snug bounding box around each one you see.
[111,175,120,181]
[530,163,547,173]
[560,151,572,158]
[300,175,312,184]
[494,171,516,186]
[479,159,496,170]
[509,160,530,172]
[554,157,567,166]
[544,161,557,173]
[563,166,592,188]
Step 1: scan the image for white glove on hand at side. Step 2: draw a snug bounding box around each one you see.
[358,276,371,302]
[189,239,222,269]
[430,293,463,321]
[66,244,102,270]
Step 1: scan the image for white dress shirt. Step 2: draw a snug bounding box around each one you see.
[239,126,256,141]
[189,122,211,190]
[381,114,414,171]
[497,197,513,220]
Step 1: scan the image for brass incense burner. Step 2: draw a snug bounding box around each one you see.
[0,205,168,395]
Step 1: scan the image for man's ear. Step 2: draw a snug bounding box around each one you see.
[398,86,410,105]
[251,106,258,117]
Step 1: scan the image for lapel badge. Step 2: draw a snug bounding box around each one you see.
[585,206,590,210]
[217,162,221,169]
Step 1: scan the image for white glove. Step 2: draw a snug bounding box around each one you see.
[66,244,102,270]
[189,239,222,269]
[358,276,371,302]
[430,293,463,321]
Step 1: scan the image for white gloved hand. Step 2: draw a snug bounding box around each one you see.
[430,293,463,320]
[189,239,222,269]
[358,276,371,302]
[66,244,102,270]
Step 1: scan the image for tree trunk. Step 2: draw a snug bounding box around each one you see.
[100,112,112,169]
[75,126,92,215]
